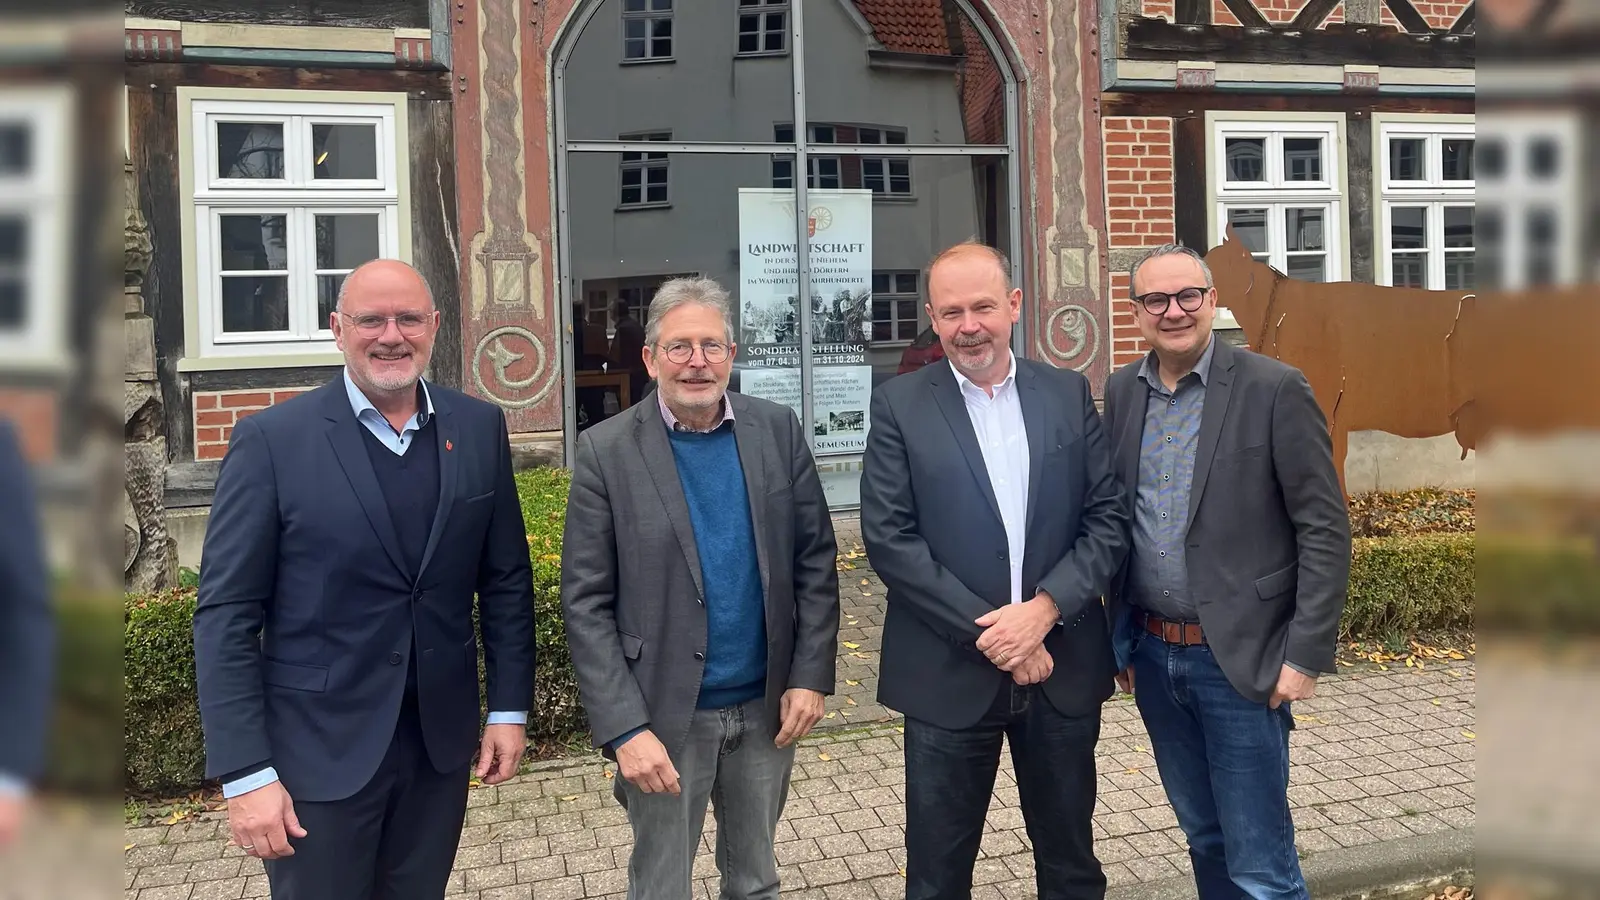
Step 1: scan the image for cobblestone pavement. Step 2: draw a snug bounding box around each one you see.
[124,532,1477,899]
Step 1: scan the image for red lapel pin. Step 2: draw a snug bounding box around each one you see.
[445,440,453,451]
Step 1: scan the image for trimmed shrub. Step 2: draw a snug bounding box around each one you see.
[1342,534,1474,639]
[41,582,123,796]
[1477,535,1600,633]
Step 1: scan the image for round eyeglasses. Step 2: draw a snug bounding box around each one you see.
[340,312,433,338]
[1133,287,1208,316]
[659,340,731,365]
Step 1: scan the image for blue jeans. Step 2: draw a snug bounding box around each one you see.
[1130,629,1307,900]
[903,683,1104,900]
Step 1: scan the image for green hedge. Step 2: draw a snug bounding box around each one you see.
[124,477,1480,796]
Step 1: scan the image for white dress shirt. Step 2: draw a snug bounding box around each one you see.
[952,352,1030,605]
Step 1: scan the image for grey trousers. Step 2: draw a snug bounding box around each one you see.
[613,696,796,900]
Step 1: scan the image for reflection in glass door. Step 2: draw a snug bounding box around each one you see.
[555,0,1020,510]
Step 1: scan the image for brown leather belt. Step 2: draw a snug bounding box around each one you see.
[1143,614,1207,646]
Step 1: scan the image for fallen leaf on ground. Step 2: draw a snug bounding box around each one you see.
[846,697,858,706]
[1294,714,1322,724]
[559,795,578,802]
[604,769,614,779]
[843,641,861,650]
[825,711,837,719]
[1124,768,1139,775]
[124,844,133,851]
[1432,699,1442,706]
[818,752,832,761]
[1462,730,1475,739]
[1134,745,1148,753]
[851,652,872,659]
[860,579,870,586]
[845,679,860,686]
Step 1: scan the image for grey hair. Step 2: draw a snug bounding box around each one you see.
[1128,243,1214,296]
[645,276,735,346]
[336,258,436,311]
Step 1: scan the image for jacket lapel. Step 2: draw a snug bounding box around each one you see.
[1186,339,1236,528]
[729,395,773,603]
[929,361,1004,526]
[417,391,457,579]
[323,384,409,579]
[634,401,706,603]
[1017,363,1046,535]
[1116,369,1148,514]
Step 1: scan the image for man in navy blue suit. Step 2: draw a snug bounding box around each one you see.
[193,259,537,899]
[0,417,53,850]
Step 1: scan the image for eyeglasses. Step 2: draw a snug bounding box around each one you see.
[1133,287,1208,316]
[659,340,730,365]
[340,312,433,338]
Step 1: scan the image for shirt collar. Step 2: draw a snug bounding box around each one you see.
[344,366,434,427]
[1137,332,1216,390]
[658,388,735,433]
[951,349,1018,398]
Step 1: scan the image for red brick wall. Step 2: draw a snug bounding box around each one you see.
[193,389,312,460]
[0,389,57,463]
[1214,1,1241,25]
[1418,0,1471,28]
[1143,0,1176,18]
[1103,117,1176,369]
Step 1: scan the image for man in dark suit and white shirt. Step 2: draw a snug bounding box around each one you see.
[861,242,1128,900]
[1102,244,1351,900]
[0,417,53,850]
[561,276,839,900]
[193,259,537,899]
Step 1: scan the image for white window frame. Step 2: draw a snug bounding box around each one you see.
[184,94,407,365]
[1471,110,1582,290]
[0,86,71,372]
[618,131,671,209]
[621,0,675,63]
[1375,117,1475,290]
[869,270,921,345]
[735,0,790,57]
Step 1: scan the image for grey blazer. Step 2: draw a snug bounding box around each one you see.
[1103,338,1352,705]
[559,391,840,762]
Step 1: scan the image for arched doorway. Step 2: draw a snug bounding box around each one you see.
[553,0,1022,510]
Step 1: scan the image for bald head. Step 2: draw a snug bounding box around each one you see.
[927,241,1012,295]
[337,258,436,315]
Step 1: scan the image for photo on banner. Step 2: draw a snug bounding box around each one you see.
[735,188,875,455]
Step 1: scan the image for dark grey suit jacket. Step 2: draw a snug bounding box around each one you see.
[1103,338,1352,705]
[559,392,840,762]
[860,357,1128,731]
[0,419,53,787]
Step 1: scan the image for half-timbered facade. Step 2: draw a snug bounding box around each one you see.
[1099,0,1477,364]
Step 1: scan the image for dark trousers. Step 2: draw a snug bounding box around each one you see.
[1130,629,1307,900]
[263,694,471,900]
[903,681,1105,900]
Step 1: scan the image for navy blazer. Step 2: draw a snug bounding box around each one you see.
[0,419,53,789]
[192,377,536,803]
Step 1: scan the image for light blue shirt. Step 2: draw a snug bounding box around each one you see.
[0,771,26,798]
[222,369,526,799]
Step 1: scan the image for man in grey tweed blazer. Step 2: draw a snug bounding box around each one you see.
[561,276,840,900]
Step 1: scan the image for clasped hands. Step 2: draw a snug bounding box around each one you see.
[974,593,1059,685]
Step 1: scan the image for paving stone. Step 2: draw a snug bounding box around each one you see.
[190,878,248,900]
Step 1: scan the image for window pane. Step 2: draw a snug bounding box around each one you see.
[219,215,288,271]
[624,18,646,38]
[646,182,668,203]
[317,275,344,326]
[1443,253,1473,290]
[1389,138,1425,181]
[1224,138,1265,182]
[764,29,784,51]
[1443,207,1473,249]
[315,214,381,270]
[0,124,29,176]
[895,273,918,293]
[0,279,22,330]
[216,122,284,180]
[646,166,668,186]
[1442,139,1473,181]
[1286,208,1324,252]
[0,216,24,265]
[1477,138,1505,178]
[624,0,644,10]
[1389,207,1427,250]
[1227,208,1268,253]
[1529,138,1559,179]
[1391,253,1427,288]
[312,124,379,181]
[1285,255,1325,282]
[1283,138,1323,182]
[220,275,290,332]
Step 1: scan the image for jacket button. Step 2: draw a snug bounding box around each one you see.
[413,590,423,602]
[389,652,402,665]
[693,652,705,661]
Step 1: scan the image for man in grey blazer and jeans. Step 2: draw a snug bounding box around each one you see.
[561,276,840,900]
[1103,244,1351,900]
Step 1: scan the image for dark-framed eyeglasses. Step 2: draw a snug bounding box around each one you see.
[340,311,434,338]
[659,340,731,365]
[1133,286,1209,316]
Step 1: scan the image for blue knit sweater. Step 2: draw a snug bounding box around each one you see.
[667,424,768,709]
